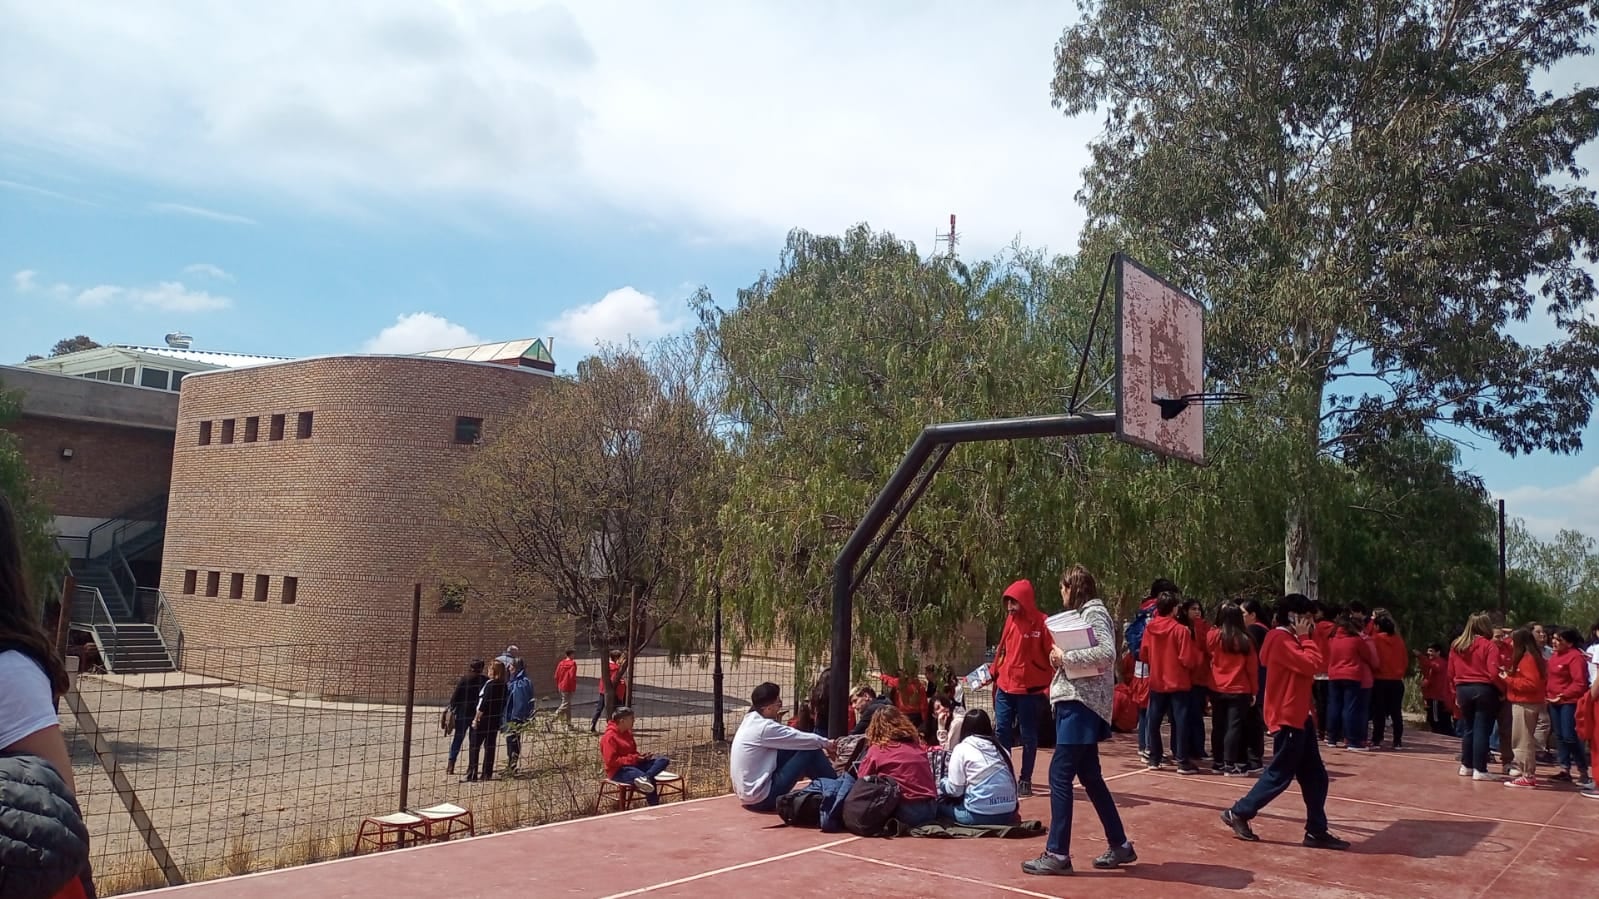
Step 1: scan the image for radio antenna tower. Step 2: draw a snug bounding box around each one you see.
[934,213,958,258]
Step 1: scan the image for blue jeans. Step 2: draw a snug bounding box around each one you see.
[615,756,672,806]
[1136,706,1149,753]
[448,718,471,766]
[895,798,939,827]
[994,689,1046,783]
[1457,683,1499,773]
[940,800,1020,826]
[1146,690,1192,766]
[1550,703,1591,772]
[1230,719,1329,834]
[747,748,837,812]
[1046,737,1128,858]
[1327,680,1368,748]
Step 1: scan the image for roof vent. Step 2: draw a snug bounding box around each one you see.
[164,332,193,349]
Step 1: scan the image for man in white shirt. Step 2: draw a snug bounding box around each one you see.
[729,682,837,811]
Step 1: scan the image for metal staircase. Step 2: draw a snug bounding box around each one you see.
[66,495,183,674]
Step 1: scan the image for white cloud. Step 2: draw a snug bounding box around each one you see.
[545,287,685,353]
[149,202,257,225]
[1497,466,1599,540]
[75,281,231,312]
[362,312,481,354]
[182,263,233,281]
[13,270,36,292]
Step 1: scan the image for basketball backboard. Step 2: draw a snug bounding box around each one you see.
[1114,254,1206,465]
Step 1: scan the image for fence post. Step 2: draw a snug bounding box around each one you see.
[398,583,421,816]
[711,587,725,743]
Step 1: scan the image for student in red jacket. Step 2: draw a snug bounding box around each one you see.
[1207,602,1260,775]
[600,707,672,804]
[1419,644,1454,735]
[1221,594,1348,850]
[1500,627,1548,788]
[1139,592,1201,774]
[1182,599,1212,768]
[1546,628,1593,787]
[985,579,1054,796]
[554,649,578,729]
[1450,612,1502,779]
[590,650,627,733]
[1326,615,1379,751]
[1369,613,1408,749]
[1310,602,1338,740]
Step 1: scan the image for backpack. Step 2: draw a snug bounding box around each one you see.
[1125,603,1154,660]
[840,775,901,836]
[775,787,823,827]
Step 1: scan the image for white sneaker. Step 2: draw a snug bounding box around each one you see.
[1472,771,1499,782]
[1507,766,1522,778]
[633,777,657,794]
[1458,765,1471,776]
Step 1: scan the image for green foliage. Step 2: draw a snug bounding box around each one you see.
[0,381,67,613]
[49,335,100,357]
[1508,522,1599,629]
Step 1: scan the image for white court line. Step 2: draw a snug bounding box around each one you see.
[598,836,860,899]
[1473,793,1579,899]
[819,850,1065,899]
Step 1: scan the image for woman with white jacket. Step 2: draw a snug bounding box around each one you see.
[1022,564,1138,877]
[937,709,1021,825]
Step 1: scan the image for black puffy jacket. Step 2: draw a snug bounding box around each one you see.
[0,752,94,899]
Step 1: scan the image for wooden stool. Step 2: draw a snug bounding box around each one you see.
[594,772,686,813]
[412,802,474,842]
[355,812,426,854]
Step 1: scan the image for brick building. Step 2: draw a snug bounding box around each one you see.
[158,353,570,702]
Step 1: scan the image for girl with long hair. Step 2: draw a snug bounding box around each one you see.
[858,705,939,826]
[1451,612,1502,779]
[466,659,509,782]
[1207,602,1259,775]
[937,708,1020,825]
[1180,598,1211,767]
[1500,627,1548,788]
[1545,627,1592,788]
[1325,614,1378,751]
[1370,612,1408,749]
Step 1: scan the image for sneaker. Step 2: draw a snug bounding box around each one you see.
[1346,745,1371,753]
[1504,776,1538,789]
[633,777,657,794]
[1458,765,1472,777]
[1021,853,1073,876]
[1017,781,1034,797]
[1303,831,1350,851]
[1507,766,1522,779]
[1580,789,1599,800]
[1391,743,1402,751]
[1576,777,1596,791]
[1245,763,1264,774]
[1220,809,1258,842]
[1146,761,1164,771]
[1549,770,1573,782]
[1472,771,1499,782]
[1176,765,1202,776]
[1093,843,1138,869]
[1138,750,1151,763]
[1223,766,1250,777]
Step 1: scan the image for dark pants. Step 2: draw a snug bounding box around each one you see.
[448,718,471,766]
[994,689,1046,783]
[1312,679,1329,739]
[1187,686,1209,761]
[1370,679,1404,746]
[1550,703,1591,772]
[1230,720,1329,834]
[1327,679,1367,747]
[1211,693,1252,768]
[505,726,525,767]
[1046,738,1127,858]
[1425,699,1454,735]
[467,723,498,780]
[615,756,672,806]
[747,748,837,812]
[591,695,606,731]
[1146,690,1192,766]
[1457,683,1500,773]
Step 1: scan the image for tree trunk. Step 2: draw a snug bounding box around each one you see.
[1284,503,1319,599]
[1283,362,1328,600]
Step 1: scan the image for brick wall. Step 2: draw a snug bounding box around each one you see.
[11,414,174,518]
[160,356,571,703]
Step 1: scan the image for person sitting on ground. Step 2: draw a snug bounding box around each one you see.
[857,706,940,827]
[849,685,892,736]
[601,707,672,805]
[932,694,960,747]
[730,683,837,812]
[937,709,1020,826]
[788,701,816,733]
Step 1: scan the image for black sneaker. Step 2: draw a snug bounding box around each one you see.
[1220,809,1258,842]
[1304,831,1350,851]
[1017,781,1034,797]
[1021,853,1073,876]
[1223,765,1249,777]
[1176,764,1202,776]
[1092,843,1137,869]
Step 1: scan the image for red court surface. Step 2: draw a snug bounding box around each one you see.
[138,730,1597,898]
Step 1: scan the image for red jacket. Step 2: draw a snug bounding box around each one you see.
[894,676,927,716]
[1206,628,1259,696]
[1501,653,1546,705]
[1546,647,1590,703]
[1327,633,1379,687]
[994,580,1054,694]
[1373,633,1408,680]
[1140,615,1200,693]
[1420,656,1452,702]
[554,658,578,693]
[1190,620,1214,689]
[1312,620,1336,674]
[600,723,644,778]
[1261,627,1323,732]
[1449,637,1500,688]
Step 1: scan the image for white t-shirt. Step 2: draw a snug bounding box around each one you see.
[0,650,60,750]
[1586,645,1599,686]
[728,710,829,804]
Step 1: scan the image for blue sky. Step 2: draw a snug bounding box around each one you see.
[2,2,1595,540]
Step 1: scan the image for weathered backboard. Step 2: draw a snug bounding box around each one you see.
[1115,254,1206,465]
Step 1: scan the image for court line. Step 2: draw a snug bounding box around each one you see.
[599,836,860,898]
[1473,792,1578,899]
[819,850,1065,899]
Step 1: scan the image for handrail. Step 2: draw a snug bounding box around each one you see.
[138,586,184,669]
[83,493,168,561]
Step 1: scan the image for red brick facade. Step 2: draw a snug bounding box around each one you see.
[160,356,571,702]
[11,414,174,518]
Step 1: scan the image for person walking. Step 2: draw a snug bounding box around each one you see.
[985,580,1055,797]
[554,649,578,730]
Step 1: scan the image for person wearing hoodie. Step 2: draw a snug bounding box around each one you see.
[1125,578,1176,762]
[504,658,535,771]
[1139,592,1201,773]
[553,649,578,729]
[600,707,673,804]
[1022,565,1137,877]
[985,579,1055,796]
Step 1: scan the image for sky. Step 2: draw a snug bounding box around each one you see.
[1,1,1596,540]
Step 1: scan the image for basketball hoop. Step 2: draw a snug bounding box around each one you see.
[1154,391,1252,421]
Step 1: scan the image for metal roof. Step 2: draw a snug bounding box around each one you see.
[416,338,554,364]
[111,345,292,368]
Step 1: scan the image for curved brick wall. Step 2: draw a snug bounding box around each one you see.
[160,356,571,701]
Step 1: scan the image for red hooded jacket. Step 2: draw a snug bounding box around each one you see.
[1501,652,1546,705]
[1190,619,1214,689]
[993,580,1054,694]
[1327,632,1379,687]
[1206,627,1259,697]
[554,657,578,693]
[1140,614,1200,693]
[1547,646,1591,703]
[1373,633,1408,681]
[600,722,644,778]
[1261,627,1324,732]
[1420,655,1452,702]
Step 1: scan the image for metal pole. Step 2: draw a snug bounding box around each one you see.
[826,411,1117,737]
[712,587,726,742]
[398,583,422,814]
[1498,499,1507,613]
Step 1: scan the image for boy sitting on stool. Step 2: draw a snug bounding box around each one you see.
[601,707,672,805]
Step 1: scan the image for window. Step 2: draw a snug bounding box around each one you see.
[254,574,269,602]
[244,416,260,442]
[182,570,197,595]
[296,412,313,439]
[454,416,484,444]
[269,414,285,441]
[140,367,170,390]
[228,573,244,599]
[121,368,135,385]
[440,582,468,613]
[281,576,298,605]
[198,421,213,446]
[204,571,220,597]
[170,372,185,391]
[220,419,236,444]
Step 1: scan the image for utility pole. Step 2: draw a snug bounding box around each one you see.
[1497,499,1507,613]
[935,213,958,258]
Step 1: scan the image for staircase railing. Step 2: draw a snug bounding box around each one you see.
[83,493,168,561]
[137,587,184,669]
[70,585,121,674]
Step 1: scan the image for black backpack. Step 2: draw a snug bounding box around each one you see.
[775,788,823,828]
[840,775,901,836]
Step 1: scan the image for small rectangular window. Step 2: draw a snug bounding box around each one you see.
[182,570,197,594]
[454,416,484,444]
[254,574,269,602]
[228,573,244,599]
[170,372,185,391]
[140,367,170,390]
[204,571,220,597]
[296,412,313,439]
[244,416,259,442]
[281,576,298,605]
[220,419,235,444]
[269,414,285,441]
[198,421,213,446]
[121,368,135,385]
